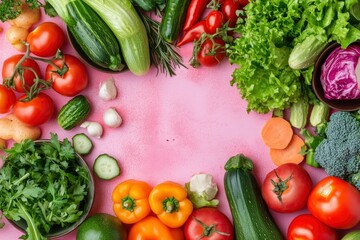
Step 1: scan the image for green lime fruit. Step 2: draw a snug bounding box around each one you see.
[76,213,127,240]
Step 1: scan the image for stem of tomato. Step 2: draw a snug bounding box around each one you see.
[193,216,231,238]
[271,170,292,203]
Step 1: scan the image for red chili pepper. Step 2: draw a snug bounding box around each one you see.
[183,0,211,32]
[177,20,208,47]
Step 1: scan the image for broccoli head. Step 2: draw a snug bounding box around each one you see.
[314,111,360,190]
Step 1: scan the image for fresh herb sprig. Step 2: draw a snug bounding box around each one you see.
[0,0,42,22]
[0,133,90,240]
[139,13,186,77]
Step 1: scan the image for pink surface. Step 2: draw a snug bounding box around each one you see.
[0,10,357,240]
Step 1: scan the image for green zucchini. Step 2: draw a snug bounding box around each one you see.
[46,0,124,72]
[160,0,191,43]
[224,154,283,240]
[58,95,91,130]
[82,0,150,76]
[130,0,155,11]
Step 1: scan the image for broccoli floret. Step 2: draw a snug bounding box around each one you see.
[314,111,360,190]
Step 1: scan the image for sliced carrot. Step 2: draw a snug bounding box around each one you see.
[261,117,293,149]
[269,134,305,166]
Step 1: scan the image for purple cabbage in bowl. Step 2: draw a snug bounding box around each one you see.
[320,44,360,100]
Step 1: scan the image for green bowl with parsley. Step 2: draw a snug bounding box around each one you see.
[0,134,95,239]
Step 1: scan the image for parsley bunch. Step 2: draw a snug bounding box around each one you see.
[0,133,90,240]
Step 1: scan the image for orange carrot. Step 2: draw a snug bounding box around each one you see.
[269,134,305,166]
[261,117,293,149]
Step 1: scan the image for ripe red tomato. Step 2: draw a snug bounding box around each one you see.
[2,54,41,93]
[13,93,55,126]
[27,22,65,57]
[184,207,234,240]
[220,0,241,27]
[205,10,225,34]
[287,214,338,240]
[0,85,16,113]
[308,176,360,229]
[235,0,249,7]
[45,54,88,96]
[261,163,312,213]
[197,38,226,67]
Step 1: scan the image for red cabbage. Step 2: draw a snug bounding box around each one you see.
[320,44,360,99]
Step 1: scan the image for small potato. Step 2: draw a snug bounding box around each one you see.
[6,25,28,51]
[8,3,41,29]
[6,25,28,43]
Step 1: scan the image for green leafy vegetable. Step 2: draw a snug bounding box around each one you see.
[0,133,90,240]
[0,0,41,22]
[228,0,360,113]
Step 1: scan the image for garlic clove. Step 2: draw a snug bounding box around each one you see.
[99,77,117,101]
[80,121,103,138]
[103,108,122,128]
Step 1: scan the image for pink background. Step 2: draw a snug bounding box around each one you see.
[0,9,357,240]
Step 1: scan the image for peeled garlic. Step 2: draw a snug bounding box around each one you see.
[99,77,117,100]
[103,108,122,128]
[80,121,103,138]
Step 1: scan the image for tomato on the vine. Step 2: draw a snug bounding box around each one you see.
[197,38,226,67]
[0,85,16,114]
[308,176,360,229]
[27,22,65,57]
[184,207,234,240]
[2,54,41,93]
[220,0,241,28]
[205,10,225,34]
[13,93,55,126]
[261,163,312,213]
[45,54,88,96]
[287,214,338,240]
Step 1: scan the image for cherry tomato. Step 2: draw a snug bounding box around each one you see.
[0,85,16,113]
[235,0,249,7]
[184,207,234,240]
[13,93,55,126]
[261,163,312,213]
[27,22,65,57]
[2,54,41,93]
[45,54,88,96]
[197,38,226,67]
[287,214,338,240]
[308,176,360,229]
[205,10,225,34]
[220,0,241,27]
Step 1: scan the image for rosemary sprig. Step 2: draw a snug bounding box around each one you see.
[139,13,186,77]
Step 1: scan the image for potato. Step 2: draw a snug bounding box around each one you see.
[0,138,6,149]
[8,2,41,29]
[0,114,41,143]
[6,25,28,51]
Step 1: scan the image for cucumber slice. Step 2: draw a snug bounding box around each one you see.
[93,154,120,180]
[72,133,93,155]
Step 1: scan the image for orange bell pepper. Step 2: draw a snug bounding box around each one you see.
[128,216,175,240]
[112,179,152,224]
[149,181,193,228]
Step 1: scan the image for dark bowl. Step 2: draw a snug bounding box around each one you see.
[67,28,126,73]
[312,41,360,111]
[8,140,95,238]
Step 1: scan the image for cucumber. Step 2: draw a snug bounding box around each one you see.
[160,0,191,43]
[72,133,93,155]
[94,154,121,180]
[58,95,91,130]
[224,154,283,240]
[65,0,124,71]
[130,0,155,11]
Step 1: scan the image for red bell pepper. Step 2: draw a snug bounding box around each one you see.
[183,0,211,31]
[177,20,208,47]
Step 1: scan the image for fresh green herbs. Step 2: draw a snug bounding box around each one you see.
[139,13,186,77]
[0,133,90,240]
[0,0,41,22]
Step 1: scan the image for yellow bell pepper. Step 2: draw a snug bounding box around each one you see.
[149,181,193,228]
[112,179,152,224]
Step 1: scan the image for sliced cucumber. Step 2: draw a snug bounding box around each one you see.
[93,154,121,180]
[72,133,93,155]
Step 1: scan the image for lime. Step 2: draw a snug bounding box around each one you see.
[76,213,127,240]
